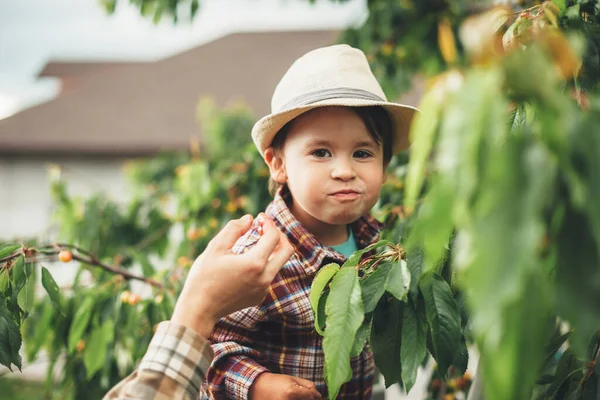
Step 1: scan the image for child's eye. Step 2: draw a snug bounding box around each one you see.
[354,150,373,159]
[311,149,331,158]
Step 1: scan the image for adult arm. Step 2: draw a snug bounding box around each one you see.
[103,214,293,400]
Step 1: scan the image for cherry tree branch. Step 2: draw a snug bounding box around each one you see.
[0,244,163,289]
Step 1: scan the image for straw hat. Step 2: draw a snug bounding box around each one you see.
[251,44,419,156]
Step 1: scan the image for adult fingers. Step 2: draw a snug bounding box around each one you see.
[262,231,293,281]
[209,214,253,251]
[245,217,282,263]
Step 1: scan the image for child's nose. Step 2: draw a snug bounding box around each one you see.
[331,159,356,181]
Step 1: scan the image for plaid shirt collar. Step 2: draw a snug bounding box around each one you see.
[266,187,383,275]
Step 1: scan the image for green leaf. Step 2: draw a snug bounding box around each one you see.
[323,267,364,399]
[556,204,600,359]
[551,0,565,11]
[152,5,164,24]
[536,374,555,385]
[479,271,554,400]
[556,108,600,358]
[17,267,35,314]
[419,271,461,374]
[452,335,469,375]
[24,302,54,362]
[0,270,9,293]
[406,249,423,301]
[542,330,572,369]
[545,349,580,397]
[310,263,340,335]
[401,299,427,393]
[385,260,410,301]
[581,371,598,400]
[361,260,410,313]
[99,0,117,14]
[437,60,507,227]
[370,297,403,388]
[11,257,33,314]
[572,105,600,251]
[190,0,200,18]
[175,161,214,213]
[350,317,372,358]
[41,267,64,315]
[317,291,329,336]
[68,297,95,353]
[564,385,582,400]
[361,263,391,313]
[83,320,114,379]
[407,181,454,273]
[0,245,20,260]
[405,89,444,208]
[0,293,22,371]
[460,134,557,349]
[343,240,390,268]
[10,256,27,298]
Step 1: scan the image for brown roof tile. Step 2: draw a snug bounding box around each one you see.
[0,30,339,156]
[37,61,145,79]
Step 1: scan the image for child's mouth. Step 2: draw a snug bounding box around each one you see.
[330,190,361,200]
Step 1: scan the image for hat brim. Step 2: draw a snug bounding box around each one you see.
[252,98,419,156]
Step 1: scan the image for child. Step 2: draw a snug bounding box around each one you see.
[202,44,417,399]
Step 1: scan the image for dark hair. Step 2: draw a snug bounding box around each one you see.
[268,106,393,195]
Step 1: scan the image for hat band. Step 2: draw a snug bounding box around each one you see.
[278,88,385,112]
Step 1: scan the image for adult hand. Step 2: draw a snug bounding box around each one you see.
[250,373,322,400]
[171,214,293,338]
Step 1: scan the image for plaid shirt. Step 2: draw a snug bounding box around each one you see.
[104,321,213,400]
[203,189,383,399]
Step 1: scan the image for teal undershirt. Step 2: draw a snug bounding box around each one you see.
[331,228,358,258]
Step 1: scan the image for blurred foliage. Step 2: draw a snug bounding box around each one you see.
[0,1,599,400]
[399,2,600,400]
[102,0,354,24]
[100,0,201,24]
[0,99,270,398]
[314,0,600,398]
[341,0,600,98]
[0,378,46,400]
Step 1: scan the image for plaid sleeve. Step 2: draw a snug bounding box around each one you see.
[203,308,270,400]
[202,225,270,400]
[103,321,213,400]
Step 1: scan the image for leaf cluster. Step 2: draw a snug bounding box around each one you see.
[311,241,466,399]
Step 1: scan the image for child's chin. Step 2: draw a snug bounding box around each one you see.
[323,212,363,226]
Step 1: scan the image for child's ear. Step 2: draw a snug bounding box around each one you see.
[264,148,287,183]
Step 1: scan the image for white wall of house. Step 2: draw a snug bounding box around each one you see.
[0,156,130,241]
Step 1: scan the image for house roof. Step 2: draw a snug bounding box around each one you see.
[0,30,423,157]
[37,61,146,80]
[0,30,339,156]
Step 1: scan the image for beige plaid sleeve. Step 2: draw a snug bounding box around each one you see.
[103,321,214,400]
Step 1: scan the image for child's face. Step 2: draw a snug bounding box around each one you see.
[265,107,387,229]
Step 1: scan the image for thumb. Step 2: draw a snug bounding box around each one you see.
[245,217,281,263]
[210,215,253,251]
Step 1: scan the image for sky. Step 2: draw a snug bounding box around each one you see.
[0,0,367,119]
